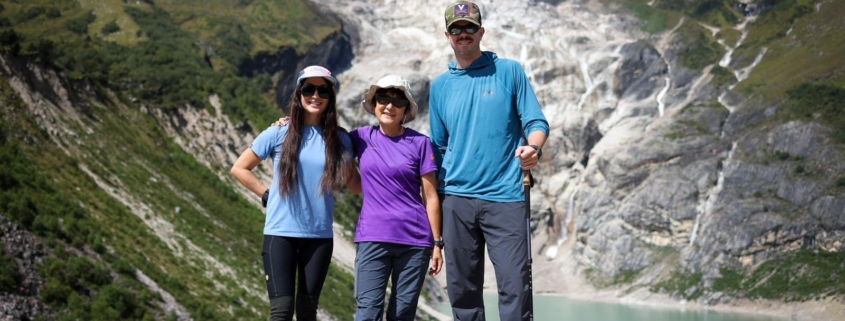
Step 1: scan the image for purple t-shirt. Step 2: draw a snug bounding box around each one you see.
[350,126,438,247]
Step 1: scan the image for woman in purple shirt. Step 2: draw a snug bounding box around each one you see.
[350,75,443,321]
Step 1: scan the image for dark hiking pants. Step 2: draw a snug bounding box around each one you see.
[354,242,431,321]
[262,235,333,321]
[442,195,531,321]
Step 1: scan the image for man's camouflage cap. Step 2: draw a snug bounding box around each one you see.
[444,1,482,28]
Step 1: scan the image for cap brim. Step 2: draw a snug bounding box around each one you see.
[297,76,338,87]
[447,18,481,28]
[362,84,380,115]
[362,85,419,123]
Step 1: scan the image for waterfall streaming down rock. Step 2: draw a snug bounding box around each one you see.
[4,0,843,319]
[307,0,845,305]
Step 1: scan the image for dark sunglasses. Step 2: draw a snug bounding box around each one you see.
[301,84,332,99]
[448,24,480,36]
[375,94,410,108]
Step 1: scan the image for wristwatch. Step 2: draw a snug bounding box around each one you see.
[528,145,542,158]
[262,189,269,208]
[434,239,445,249]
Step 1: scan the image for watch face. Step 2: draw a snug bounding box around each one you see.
[529,145,542,157]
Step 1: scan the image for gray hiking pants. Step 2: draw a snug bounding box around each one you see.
[442,195,530,321]
[354,242,431,321]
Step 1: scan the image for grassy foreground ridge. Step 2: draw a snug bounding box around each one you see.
[0,0,354,319]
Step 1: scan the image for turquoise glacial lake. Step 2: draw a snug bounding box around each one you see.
[436,294,787,321]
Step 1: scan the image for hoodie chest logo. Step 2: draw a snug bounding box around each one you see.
[482,89,494,96]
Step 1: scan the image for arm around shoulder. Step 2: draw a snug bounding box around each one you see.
[340,129,362,194]
[344,161,362,194]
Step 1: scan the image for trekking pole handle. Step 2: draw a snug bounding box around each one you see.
[523,170,531,186]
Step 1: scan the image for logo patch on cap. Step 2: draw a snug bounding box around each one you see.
[454,4,470,17]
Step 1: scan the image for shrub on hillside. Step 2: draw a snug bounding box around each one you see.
[783,83,845,143]
[25,39,55,65]
[690,0,741,26]
[0,251,22,292]
[65,256,111,288]
[18,7,46,23]
[710,65,736,87]
[41,279,73,305]
[101,21,120,35]
[46,8,62,19]
[677,23,723,71]
[91,284,144,320]
[66,11,96,34]
[214,21,253,67]
[0,29,21,54]
[623,1,674,33]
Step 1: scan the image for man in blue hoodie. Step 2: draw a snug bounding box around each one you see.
[429,1,550,320]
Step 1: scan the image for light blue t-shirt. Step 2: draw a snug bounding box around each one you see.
[251,125,352,238]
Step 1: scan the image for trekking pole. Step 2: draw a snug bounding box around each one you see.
[523,170,534,321]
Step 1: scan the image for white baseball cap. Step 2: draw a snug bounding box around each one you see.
[295,65,339,87]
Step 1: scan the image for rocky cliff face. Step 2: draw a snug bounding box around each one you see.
[0,216,52,321]
[3,0,842,319]
[298,0,845,305]
[240,30,355,112]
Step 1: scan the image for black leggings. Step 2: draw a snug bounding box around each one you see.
[262,235,333,319]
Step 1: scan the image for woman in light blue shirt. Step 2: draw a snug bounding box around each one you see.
[231,66,360,321]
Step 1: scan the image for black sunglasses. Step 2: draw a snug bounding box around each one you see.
[448,24,480,36]
[375,94,410,108]
[301,84,332,99]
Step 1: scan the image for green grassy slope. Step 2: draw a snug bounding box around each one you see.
[0,70,357,319]
[0,0,339,125]
[156,0,339,53]
[0,0,356,319]
[0,0,337,55]
[736,0,845,99]
[1,78,169,320]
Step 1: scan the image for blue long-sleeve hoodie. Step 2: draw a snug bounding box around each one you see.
[429,51,549,202]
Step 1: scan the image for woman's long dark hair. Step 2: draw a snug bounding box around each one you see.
[278,80,350,197]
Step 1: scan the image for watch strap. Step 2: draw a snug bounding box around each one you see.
[262,189,269,208]
[528,144,542,158]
